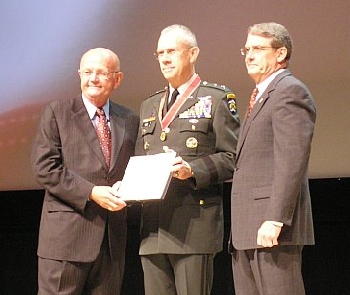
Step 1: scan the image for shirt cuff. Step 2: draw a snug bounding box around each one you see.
[268,221,284,227]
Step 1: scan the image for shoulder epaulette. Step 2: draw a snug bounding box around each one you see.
[201,81,237,114]
[201,81,235,99]
[201,81,232,92]
[147,88,167,99]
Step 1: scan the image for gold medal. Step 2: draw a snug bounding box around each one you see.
[160,131,166,141]
[186,137,198,149]
[144,142,150,150]
[160,128,170,141]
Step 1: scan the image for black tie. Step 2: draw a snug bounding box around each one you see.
[167,89,179,111]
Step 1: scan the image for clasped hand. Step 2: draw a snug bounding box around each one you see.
[171,156,192,180]
[163,146,192,180]
[90,185,126,211]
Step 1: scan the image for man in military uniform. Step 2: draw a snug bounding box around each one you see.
[135,24,240,295]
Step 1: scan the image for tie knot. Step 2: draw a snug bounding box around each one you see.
[251,87,258,98]
[171,89,179,100]
[96,107,106,117]
[247,87,259,118]
[167,89,179,109]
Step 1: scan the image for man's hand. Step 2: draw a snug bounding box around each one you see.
[90,186,126,211]
[171,156,193,180]
[257,221,282,247]
[162,146,192,180]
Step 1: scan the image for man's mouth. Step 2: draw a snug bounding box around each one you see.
[162,67,174,73]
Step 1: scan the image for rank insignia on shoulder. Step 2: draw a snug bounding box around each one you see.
[226,93,237,114]
[202,81,228,91]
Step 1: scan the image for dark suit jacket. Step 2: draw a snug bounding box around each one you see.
[135,82,240,255]
[231,70,316,250]
[32,96,139,262]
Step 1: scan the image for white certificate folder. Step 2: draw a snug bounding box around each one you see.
[117,152,176,201]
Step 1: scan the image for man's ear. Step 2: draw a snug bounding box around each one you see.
[276,47,288,63]
[189,46,200,63]
[113,71,124,89]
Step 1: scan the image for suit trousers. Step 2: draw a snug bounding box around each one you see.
[141,253,214,295]
[37,230,123,295]
[231,245,305,295]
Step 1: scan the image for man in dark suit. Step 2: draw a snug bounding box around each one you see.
[135,24,240,295]
[230,23,316,295]
[32,48,139,295]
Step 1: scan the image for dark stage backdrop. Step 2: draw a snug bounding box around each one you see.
[1,0,350,190]
[1,179,349,295]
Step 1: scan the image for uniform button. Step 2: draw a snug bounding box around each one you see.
[199,200,204,205]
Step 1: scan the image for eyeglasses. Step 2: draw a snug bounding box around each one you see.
[240,46,276,56]
[80,70,119,80]
[154,48,190,60]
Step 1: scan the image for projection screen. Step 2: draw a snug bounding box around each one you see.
[1,0,349,190]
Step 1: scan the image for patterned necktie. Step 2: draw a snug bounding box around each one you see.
[247,87,258,117]
[95,107,111,168]
[167,89,179,111]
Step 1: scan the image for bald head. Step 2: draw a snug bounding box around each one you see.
[80,48,121,72]
[78,48,123,107]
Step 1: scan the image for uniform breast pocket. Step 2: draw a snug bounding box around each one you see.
[178,119,211,156]
[140,120,157,151]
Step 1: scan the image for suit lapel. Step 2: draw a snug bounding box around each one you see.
[109,103,125,171]
[236,70,291,161]
[71,97,109,171]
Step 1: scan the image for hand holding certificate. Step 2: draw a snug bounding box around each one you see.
[115,151,176,201]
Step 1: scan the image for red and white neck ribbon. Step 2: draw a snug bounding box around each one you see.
[159,74,201,131]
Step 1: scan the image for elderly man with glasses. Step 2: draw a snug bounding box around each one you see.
[134,24,240,295]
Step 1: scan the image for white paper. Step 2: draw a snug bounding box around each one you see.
[116,152,176,201]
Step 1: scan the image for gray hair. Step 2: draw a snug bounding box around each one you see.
[248,22,293,61]
[160,24,198,47]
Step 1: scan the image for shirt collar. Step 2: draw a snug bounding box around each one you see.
[168,73,197,96]
[256,69,286,98]
[81,95,110,120]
